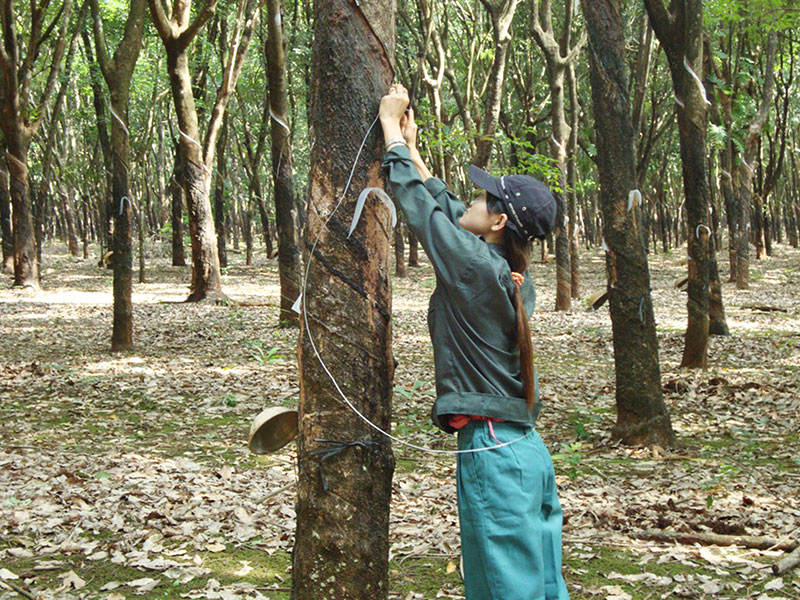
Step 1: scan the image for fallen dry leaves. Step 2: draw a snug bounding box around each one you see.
[1,241,798,599]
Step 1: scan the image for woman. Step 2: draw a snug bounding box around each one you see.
[379,83,569,600]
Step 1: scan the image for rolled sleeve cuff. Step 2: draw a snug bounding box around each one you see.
[381,143,413,167]
[423,176,448,197]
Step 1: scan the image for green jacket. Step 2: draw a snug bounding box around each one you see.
[382,145,540,433]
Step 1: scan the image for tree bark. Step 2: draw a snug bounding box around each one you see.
[789,145,800,248]
[138,190,147,283]
[293,0,396,597]
[0,0,75,288]
[394,213,406,277]
[407,227,419,266]
[81,197,89,259]
[80,28,115,265]
[232,192,240,250]
[471,0,519,167]
[266,0,303,327]
[631,10,654,138]
[166,48,224,302]
[242,202,253,265]
[91,0,147,351]
[581,0,675,448]
[62,191,80,256]
[251,176,275,258]
[0,153,13,273]
[735,32,777,289]
[531,0,585,311]
[644,0,720,369]
[567,61,580,298]
[5,138,37,288]
[148,0,260,302]
[214,114,228,268]
[169,144,187,266]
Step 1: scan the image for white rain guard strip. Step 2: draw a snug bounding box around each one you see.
[347,187,397,238]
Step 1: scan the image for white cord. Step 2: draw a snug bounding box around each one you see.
[6,153,27,173]
[270,107,291,136]
[627,189,642,212]
[695,224,711,239]
[683,56,712,107]
[551,134,566,155]
[299,113,535,455]
[110,106,130,138]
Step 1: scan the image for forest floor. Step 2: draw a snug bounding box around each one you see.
[1,238,799,600]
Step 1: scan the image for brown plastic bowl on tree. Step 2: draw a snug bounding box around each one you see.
[248,407,298,454]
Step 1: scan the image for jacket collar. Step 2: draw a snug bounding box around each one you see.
[486,241,508,258]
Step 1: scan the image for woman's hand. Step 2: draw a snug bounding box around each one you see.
[400,107,418,149]
[379,83,409,124]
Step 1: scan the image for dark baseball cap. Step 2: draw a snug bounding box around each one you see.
[469,165,557,241]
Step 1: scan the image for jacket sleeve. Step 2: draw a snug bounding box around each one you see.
[422,176,466,225]
[522,272,536,317]
[382,145,484,291]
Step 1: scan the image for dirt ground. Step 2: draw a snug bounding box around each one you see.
[1,238,798,599]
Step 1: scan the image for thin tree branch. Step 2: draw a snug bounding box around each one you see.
[31,0,76,133]
[180,0,219,46]
[558,29,586,66]
[642,0,674,52]
[203,0,260,168]
[147,0,172,40]
[89,0,111,81]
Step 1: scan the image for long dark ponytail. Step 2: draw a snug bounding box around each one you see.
[487,193,536,413]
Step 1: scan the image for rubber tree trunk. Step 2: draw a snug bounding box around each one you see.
[394,213,406,277]
[251,176,275,258]
[90,0,146,351]
[169,145,187,267]
[0,0,76,287]
[33,181,46,269]
[790,147,800,248]
[232,193,240,250]
[566,61,580,299]
[169,52,224,304]
[6,138,38,289]
[266,0,303,327]
[763,202,773,256]
[80,29,115,266]
[675,95,712,369]
[242,202,253,265]
[81,197,89,259]
[138,190,147,283]
[531,0,584,312]
[293,0,396,597]
[708,251,729,335]
[735,174,752,288]
[110,124,134,352]
[718,99,737,282]
[214,114,229,268]
[581,0,675,448]
[407,227,419,266]
[471,0,518,167]
[644,0,717,369]
[63,191,81,256]
[0,161,13,274]
[150,0,260,301]
[735,32,777,289]
[754,192,766,259]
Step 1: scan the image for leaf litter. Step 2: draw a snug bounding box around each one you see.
[0,242,798,599]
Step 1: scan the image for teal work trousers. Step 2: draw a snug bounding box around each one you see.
[456,420,569,600]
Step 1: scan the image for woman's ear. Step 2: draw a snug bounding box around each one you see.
[491,212,508,232]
